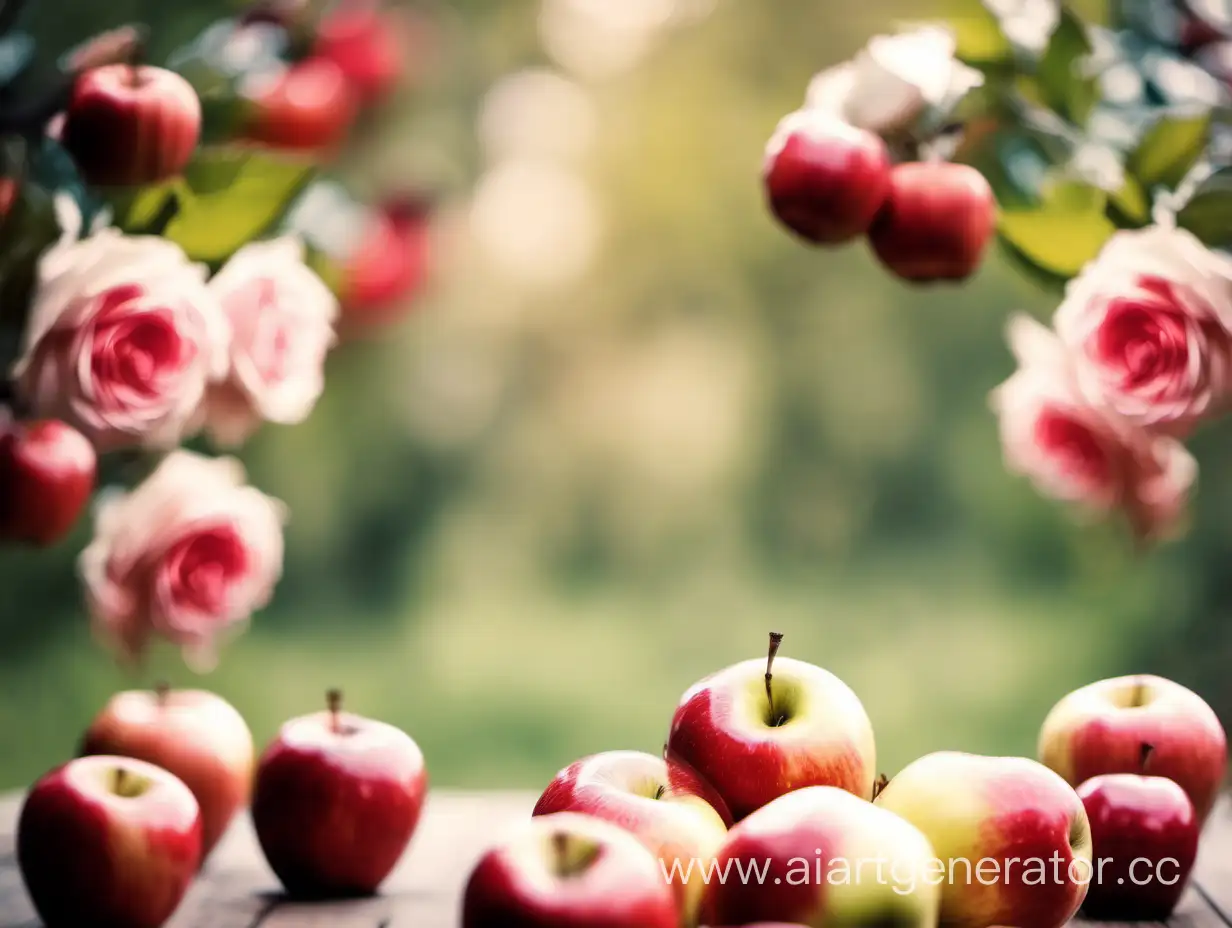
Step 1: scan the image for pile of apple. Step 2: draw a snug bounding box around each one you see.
[15,686,427,928]
[762,109,996,284]
[461,633,1228,928]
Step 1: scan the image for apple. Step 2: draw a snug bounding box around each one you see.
[17,754,202,928]
[874,752,1091,928]
[533,750,729,926]
[0,418,95,546]
[701,785,940,928]
[868,161,996,283]
[79,683,254,861]
[1076,752,1199,920]
[665,632,876,822]
[339,197,433,332]
[251,689,427,897]
[62,64,201,187]
[313,2,405,105]
[1038,673,1227,822]
[763,109,892,246]
[462,810,679,928]
[244,57,357,152]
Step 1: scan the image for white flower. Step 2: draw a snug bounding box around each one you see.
[14,226,229,451]
[807,26,984,138]
[202,237,339,446]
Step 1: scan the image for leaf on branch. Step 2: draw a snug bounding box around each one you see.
[998,180,1117,279]
[1109,173,1150,226]
[151,147,317,266]
[951,0,1013,66]
[0,31,33,90]
[1037,6,1099,126]
[1127,111,1212,192]
[1176,166,1232,247]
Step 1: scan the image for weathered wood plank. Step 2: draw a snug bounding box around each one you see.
[1194,796,1232,926]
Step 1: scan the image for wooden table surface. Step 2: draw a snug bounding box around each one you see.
[0,789,1230,927]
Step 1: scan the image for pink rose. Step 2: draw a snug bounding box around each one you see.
[14,225,229,451]
[992,316,1197,540]
[1053,225,1232,434]
[79,450,286,670]
[202,237,339,446]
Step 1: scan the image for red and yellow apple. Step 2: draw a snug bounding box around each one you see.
[462,811,679,928]
[874,752,1091,928]
[1038,674,1227,822]
[533,750,728,925]
[665,633,876,822]
[17,755,202,928]
[702,785,940,928]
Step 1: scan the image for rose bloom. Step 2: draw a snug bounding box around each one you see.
[992,316,1197,541]
[202,237,339,446]
[806,26,983,138]
[79,450,286,670]
[1054,225,1232,434]
[14,226,229,451]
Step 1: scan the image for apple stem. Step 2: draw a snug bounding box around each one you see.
[154,680,169,707]
[1131,678,1147,708]
[1140,742,1154,772]
[765,631,785,726]
[552,831,569,871]
[872,773,890,800]
[114,767,127,795]
[327,688,343,734]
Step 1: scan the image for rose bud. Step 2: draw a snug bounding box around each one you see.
[61,64,201,188]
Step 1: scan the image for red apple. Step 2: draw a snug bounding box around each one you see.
[17,755,202,928]
[61,64,201,188]
[1077,757,1199,920]
[868,161,996,283]
[763,109,892,245]
[702,786,940,928]
[245,57,357,152]
[1038,674,1227,822]
[80,684,254,861]
[252,689,426,897]
[665,633,876,823]
[462,811,679,928]
[874,752,1092,928]
[0,417,95,546]
[339,198,432,331]
[533,750,729,925]
[313,2,405,105]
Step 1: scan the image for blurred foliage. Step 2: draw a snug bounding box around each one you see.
[0,0,1229,792]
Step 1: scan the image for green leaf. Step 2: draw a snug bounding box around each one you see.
[159,148,317,265]
[949,0,1012,65]
[1037,8,1098,126]
[1176,167,1232,247]
[1127,112,1212,190]
[1108,174,1150,226]
[998,182,1117,279]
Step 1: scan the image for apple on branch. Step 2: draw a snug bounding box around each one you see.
[533,750,729,926]
[763,109,892,246]
[1039,674,1227,822]
[80,683,254,861]
[874,751,1091,928]
[61,64,202,188]
[701,785,941,928]
[868,161,996,283]
[0,417,95,547]
[462,811,679,928]
[1077,744,1199,921]
[665,632,876,822]
[252,689,427,898]
[243,57,357,153]
[17,755,202,928]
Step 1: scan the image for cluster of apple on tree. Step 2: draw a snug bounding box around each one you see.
[768,0,1232,544]
[0,0,434,667]
[460,633,1226,928]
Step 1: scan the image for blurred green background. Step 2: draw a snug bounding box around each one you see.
[1,0,1228,791]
